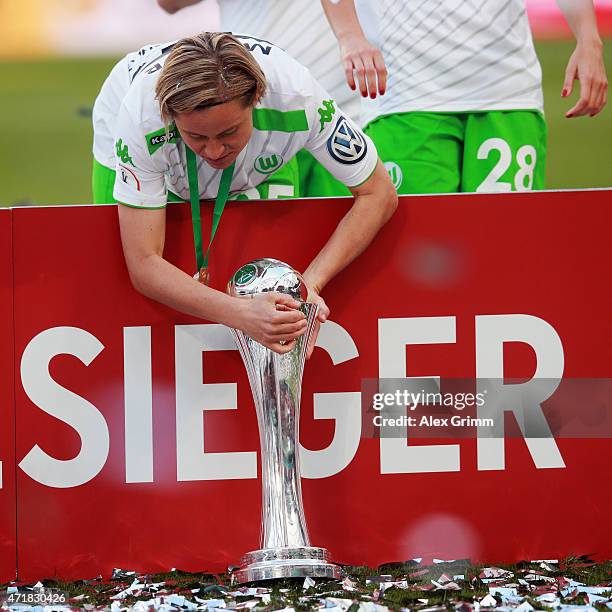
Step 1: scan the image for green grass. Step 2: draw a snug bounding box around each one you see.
[0,40,610,207]
[538,40,612,189]
[0,56,119,207]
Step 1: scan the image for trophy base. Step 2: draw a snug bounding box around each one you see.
[234,546,344,583]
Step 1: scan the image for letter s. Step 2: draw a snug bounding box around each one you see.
[19,327,109,488]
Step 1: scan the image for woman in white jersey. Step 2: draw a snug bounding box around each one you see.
[157,0,361,195]
[321,0,607,194]
[93,32,397,354]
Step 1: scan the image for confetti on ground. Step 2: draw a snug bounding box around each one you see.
[0,556,610,611]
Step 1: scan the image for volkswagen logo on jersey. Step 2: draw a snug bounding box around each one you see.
[327,116,368,164]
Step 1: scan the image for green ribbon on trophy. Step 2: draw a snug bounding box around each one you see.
[186,146,235,285]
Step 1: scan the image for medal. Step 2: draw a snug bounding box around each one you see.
[198,267,210,285]
[186,145,235,286]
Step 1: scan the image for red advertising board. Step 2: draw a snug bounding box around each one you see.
[10,191,612,581]
[0,209,16,582]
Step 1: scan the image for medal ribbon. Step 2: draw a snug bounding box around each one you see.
[186,146,235,277]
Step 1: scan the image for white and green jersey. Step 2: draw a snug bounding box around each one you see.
[93,41,174,171]
[355,0,544,126]
[219,0,360,121]
[94,36,377,209]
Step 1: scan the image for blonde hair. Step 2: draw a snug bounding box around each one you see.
[155,32,267,123]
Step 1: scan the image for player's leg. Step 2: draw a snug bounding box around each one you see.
[364,112,464,194]
[92,159,117,204]
[297,150,351,197]
[461,110,547,192]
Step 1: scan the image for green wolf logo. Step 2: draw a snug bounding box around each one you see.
[254,153,283,174]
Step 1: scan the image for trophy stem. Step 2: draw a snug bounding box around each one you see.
[230,302,343,582]
[258,349,310,549]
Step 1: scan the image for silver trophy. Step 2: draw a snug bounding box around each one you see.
[227,258,343,583]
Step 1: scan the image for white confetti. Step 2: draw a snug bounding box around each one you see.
[302,577,316,591]
[479,594,497,607]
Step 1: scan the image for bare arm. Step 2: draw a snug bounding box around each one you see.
[157,0,204,14]
[117,204,307,353]
[301,160,397,356]
[320,0,387,98]
[557,0,607,117]
[303,160,397,295]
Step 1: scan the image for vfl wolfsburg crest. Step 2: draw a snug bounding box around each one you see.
[384,161,403,190]
[254,153,283,174]
[327,116,367,165]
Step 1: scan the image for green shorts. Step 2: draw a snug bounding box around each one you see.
[364,110,547,194]
[92,155,301,204]
[296,149,351,197]
[92,159,117,204]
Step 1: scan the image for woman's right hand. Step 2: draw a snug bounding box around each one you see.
[235,292,307,354]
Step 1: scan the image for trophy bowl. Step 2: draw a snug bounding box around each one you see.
[227,258,308,301]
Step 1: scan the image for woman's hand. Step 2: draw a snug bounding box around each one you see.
[339,33,387,98]
[563,39,608,117]
[305,286,330,360]
[236,292,308,354]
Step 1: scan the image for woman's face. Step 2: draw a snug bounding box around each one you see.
[174,98,254,170]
